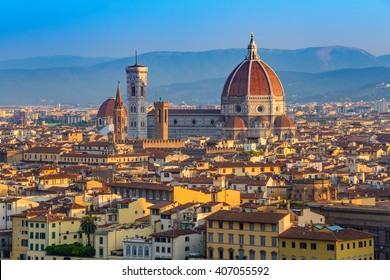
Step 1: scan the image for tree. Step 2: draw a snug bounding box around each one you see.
[80,215,97,246]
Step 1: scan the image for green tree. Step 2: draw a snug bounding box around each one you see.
[80,215,97,246]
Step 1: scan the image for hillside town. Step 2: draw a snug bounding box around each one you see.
[1,35,390,261]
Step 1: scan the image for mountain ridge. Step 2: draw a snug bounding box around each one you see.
[0,46,390,105]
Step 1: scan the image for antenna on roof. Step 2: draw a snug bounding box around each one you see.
[135,50,138,65]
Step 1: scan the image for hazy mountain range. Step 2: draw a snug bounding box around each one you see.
[0,46,390,105]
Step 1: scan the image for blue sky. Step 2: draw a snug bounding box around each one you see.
[0,0,389,60]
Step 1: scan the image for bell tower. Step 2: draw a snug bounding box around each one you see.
[126,53,148,139]
[113,82,126,143]
[154,101,169,140]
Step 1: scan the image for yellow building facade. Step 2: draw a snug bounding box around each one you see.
[278,225,375,260]
[11,212,84,260]
[173,186,240,207]
[216,162,282,177]
[118,198,154,224]
[205,210,291,260]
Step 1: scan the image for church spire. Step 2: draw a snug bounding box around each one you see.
[114,81,126,143]
[115,81,122,108]
[246,32,260,60]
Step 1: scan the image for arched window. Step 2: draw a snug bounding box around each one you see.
[271,251,277,260]
[228,248,234,260]
[249,250,255,260]
[238,249,245,260]
[126,245,131,257]
[218,247,224,259]
[208,247,214,259]
[145,246,149,257]
[157,109,161,123]
[260,250,266,260]
[185,246,190,252]
[132,246,137,256]
[138,246,143,257]
[131,85,136,96]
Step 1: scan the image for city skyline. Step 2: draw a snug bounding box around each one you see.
[1,0,390,61]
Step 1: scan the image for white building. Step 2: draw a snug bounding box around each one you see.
[123,236,152,260]
[374,98,389,113]
[150,228,205,260]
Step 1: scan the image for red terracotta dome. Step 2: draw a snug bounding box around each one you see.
[274,115,295,128]
[97,97,127,118]
[221,33,284,99]
[97,98,116,118]
[224,116,247,129]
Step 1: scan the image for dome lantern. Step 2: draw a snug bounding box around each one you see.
[246,32,260,61]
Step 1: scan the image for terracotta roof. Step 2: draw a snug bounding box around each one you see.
[161,202,199,215]
[205,210,288,223]
[109,182,173,191]
[274,115,296,128]
[97,98,115,118]
[240,193,260,199]
[200,201,228,207]
[28,213,80,223]
[279,226,376,241]
[221,59,284,98]
[135,215,150,222]
[224,116,247,129]
[25,147,62,154]
[40,173,80,180]
[151,228,197,238]
[0,197,21,203]
[148,201,174,210]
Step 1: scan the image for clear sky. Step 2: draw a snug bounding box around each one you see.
[1,0,390,60]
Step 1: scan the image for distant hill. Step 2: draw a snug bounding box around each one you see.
[0,46,390,105]
[149,67,390,104]
[0,56,114,70]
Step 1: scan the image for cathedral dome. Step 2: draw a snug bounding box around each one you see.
[221,33,284,99]
[97,98,116,118]
[274,115,295,128]
[97,97,127,119]
[224,116,247,129]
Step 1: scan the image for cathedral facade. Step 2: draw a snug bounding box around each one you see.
[108,33,296,141]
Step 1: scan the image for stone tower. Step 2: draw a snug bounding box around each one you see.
[126,59,148,139]
[114,82,126,143]
[154,101,169,140]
